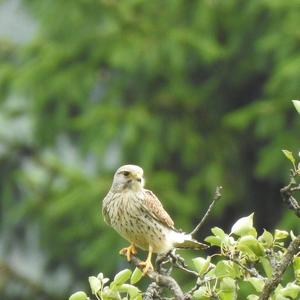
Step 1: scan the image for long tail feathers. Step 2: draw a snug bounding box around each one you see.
[174,238,209,250]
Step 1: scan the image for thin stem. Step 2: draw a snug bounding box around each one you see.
[171,253,199,277]
[190,186,222,237]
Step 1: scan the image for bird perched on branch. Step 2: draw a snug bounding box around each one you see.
[102,164,207,274]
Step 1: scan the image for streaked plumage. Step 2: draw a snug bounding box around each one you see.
[102,164,207,273]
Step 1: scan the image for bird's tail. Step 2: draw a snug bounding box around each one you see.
[175,238,208,250]
[171,231,209,250]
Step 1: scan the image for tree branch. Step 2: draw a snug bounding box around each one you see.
[258,173,300,299]
[280,180,300,217]
[258,235,300,300]
[129,255,184,300]
[167,252,198,277]
[190,186,222,237]
[144,282,161,300]
[231,258,264,279]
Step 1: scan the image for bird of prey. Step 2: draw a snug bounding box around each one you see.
[102,164,207,274]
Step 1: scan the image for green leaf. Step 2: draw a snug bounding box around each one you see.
[274,295,289,300]
[295,270,300,284]
[219,277,237,300]
[214,261,241,278]
[220,277,236,291]
[293,257,300,283]
[211,227,226,238]
[274,229,289,240]
[231,213,257,237]
[193,287,210,300]
[258,229,273,248]
[101,288,121,300]
[260,257,273,278]
[237,235,264,258]
[205,227,228,247]
[247,295,259,300]
[204,235,221,247]
[293,256,300,271]
[134,294,143,300]
[290,230,297,241]
[119,284,141,299]
[192,256,211,276]
[292,100,300,114]
[246,277,265,292]
[223,235,236,248]
[97,272,109,285]
[113,269,132,286]
[88,276,102,294]
[279,282,300,299]
[219,290,236,300]
[130,267,143,284]
[282,150,296,167]
[69,291,88,300]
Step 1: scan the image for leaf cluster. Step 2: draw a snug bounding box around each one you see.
[66,150,300,300]
[70,214,300,300]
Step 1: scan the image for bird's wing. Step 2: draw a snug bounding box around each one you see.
[143,189,175,229]
[102,192,112,226]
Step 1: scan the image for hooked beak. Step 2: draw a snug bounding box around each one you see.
[132,174,142,183]
[130,173,144,188]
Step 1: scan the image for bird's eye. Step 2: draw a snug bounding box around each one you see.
[123,171,130,176]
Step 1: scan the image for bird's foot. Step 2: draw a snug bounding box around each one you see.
[119,244,137,261]
[138,258,154,275]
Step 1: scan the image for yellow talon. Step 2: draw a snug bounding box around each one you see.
[138,245,153,275]
[119,244,137,261]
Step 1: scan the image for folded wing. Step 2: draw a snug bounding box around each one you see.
[143,189,174,229]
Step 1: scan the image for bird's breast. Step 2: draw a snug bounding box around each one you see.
[105,190,174,253]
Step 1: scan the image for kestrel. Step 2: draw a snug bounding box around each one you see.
[102,164,207,274]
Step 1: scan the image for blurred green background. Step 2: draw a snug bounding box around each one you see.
[0,0,299,299]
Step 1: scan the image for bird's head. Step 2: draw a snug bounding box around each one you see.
[112,164,145,192]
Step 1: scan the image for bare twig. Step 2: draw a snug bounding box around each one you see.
[173,263,199,278]
[155,252,173,276]
[184,285,199,300]
[290,185,300,192]
[167,252,198,277]
[280,180,300,217]
[258,235,300,300]
[129,254,184,300]
[231,258,264,279]
[190,186,222,237]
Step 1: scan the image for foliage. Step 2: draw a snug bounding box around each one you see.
[292,100,300,115]
[69,214,300,300]
[0,0,300,299]
[69,144,300,300]
[70,144,300,299]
